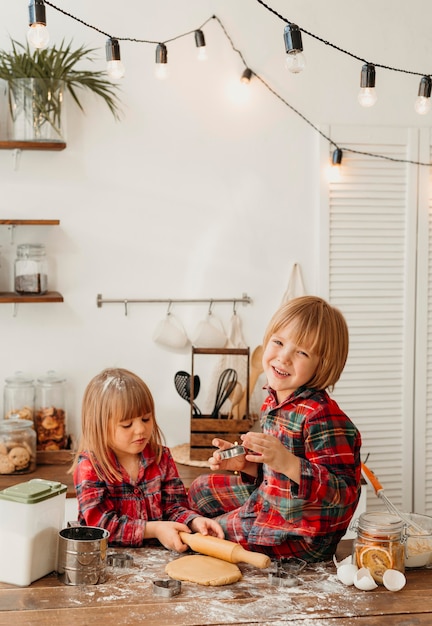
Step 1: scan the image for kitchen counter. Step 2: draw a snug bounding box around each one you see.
[0,540,431,625]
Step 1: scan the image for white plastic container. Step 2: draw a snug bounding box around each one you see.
[0,478,67,586]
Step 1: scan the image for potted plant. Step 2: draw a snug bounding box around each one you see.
[0,39,122,142]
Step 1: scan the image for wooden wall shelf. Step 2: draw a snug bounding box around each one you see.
[0,291,63,304]
[0,141,66,151]
[0,219,60,226]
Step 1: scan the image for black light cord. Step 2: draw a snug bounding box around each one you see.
[39,2,432,167]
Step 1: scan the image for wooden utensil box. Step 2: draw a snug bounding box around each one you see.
[190,347,252,461]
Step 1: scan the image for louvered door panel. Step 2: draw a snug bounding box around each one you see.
[321,127,418,513]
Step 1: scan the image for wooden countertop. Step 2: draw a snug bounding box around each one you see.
[0,540,431,625]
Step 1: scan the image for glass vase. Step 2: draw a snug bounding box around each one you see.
[7,78,66,142]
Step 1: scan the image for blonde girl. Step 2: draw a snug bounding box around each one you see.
[73,368,223,550]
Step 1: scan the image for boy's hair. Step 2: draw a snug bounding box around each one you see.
[72,368,165,482]
[262,296,349,391]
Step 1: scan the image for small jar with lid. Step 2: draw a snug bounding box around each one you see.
[352,511,406,584]
[14,243,48,295]
[35,371,67,450]
[0,419,36,474]
[3,371,35,421]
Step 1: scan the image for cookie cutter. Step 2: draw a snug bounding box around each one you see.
[107,553,134,568]
[268,557,307,587]
[218,444,246,460]
[152,578,182,597]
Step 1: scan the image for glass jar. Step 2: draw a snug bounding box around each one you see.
[352,511,406,584]
[0,419,36,474]
[3,371,35,421]
[35,371,67,450]
[14,243,48,295]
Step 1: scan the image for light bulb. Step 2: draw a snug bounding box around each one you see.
[27,23,49,49]
[415,76,432,115]
[415,96,431,115]
[155,64,168,80]
[358,87,378,107]
[107,60,125,80]
[197,47,208,62]
[285,52,306,74]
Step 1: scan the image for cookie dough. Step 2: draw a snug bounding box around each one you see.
[165,555,242,586]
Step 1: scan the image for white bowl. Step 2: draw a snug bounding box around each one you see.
[404,513,432,568]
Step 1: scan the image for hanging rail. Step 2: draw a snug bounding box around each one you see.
[96,293,252,316]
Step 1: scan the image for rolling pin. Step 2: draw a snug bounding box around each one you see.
[179,532,271,569]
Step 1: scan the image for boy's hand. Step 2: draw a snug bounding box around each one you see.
[189,516,225,538]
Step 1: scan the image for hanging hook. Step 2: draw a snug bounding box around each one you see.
[167,300,173,315]
[233,300,237,315]
[208,300,214,315]
[124,300,128,316]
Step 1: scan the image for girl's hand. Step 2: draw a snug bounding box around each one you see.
[189,516,225,538]
[209,438,249,472]
[144,521,192,553]
[241,432,300,482]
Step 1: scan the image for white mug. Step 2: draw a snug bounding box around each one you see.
[153,313,190,350]
[191,314,227,348]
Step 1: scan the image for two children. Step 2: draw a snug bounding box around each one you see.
[73,295,361,561]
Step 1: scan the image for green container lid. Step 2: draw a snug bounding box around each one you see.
[0,478,67,503]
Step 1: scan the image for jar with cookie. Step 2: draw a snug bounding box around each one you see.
[0,419,36,474]
[3,371,35,421]
[35,371,67,451]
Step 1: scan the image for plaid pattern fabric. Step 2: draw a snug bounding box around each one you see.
[74,446,198,546]
[188,386,362,561]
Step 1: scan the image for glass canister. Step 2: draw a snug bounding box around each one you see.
[0,419,36,474]
[35,371,67,450]
[3,371,35,421]
[352,511,406,584]
[14,243,48,295]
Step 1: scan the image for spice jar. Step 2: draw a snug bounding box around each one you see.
[352,511,406,584]
[3,371,35,421]
[35,371,67,450]
[0,419,36,474]
[14,243,48,295]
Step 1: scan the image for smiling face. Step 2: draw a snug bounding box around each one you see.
[109,413,154,464]
[262,322,320,403]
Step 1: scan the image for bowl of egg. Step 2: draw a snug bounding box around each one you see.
[404,513,432,568]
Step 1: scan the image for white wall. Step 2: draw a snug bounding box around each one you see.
[0,0,429,447]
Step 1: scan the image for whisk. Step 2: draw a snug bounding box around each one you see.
[361,462,426,535]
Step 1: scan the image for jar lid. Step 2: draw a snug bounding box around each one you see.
[4,371,34,386]
[36,370,66,386]
[0,418,34,432]
[358,511,405,535]
[17,243,46,258]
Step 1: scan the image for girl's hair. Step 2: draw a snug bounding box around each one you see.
[71,368,165,482]
[262,296,349,391]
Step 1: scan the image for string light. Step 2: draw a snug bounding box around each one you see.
[155,43,168,80]
[194,29,207,61]
[38,2,432,167]
[106,38,125,80]
[358,63,377,108]
[27,0,49,49]
[241,68,253,84]
[283,23,305,73]
[332,148,343,166]
[415,76,432,115]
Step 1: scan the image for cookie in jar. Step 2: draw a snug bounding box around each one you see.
[3,371,35,421]
[0,419,36,474]
[35,371,67,450]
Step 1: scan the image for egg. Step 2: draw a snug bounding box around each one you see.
[336,562,358,586]
[353,567,378,590]
[333,554,354,568]
[382,569,406,592]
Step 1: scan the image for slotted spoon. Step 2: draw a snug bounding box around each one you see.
[174,371,201,416]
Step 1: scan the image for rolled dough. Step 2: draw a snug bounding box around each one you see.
[165,554,242,586]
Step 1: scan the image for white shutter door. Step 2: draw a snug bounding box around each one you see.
[320,126,418,512]
[414,130,432,514]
